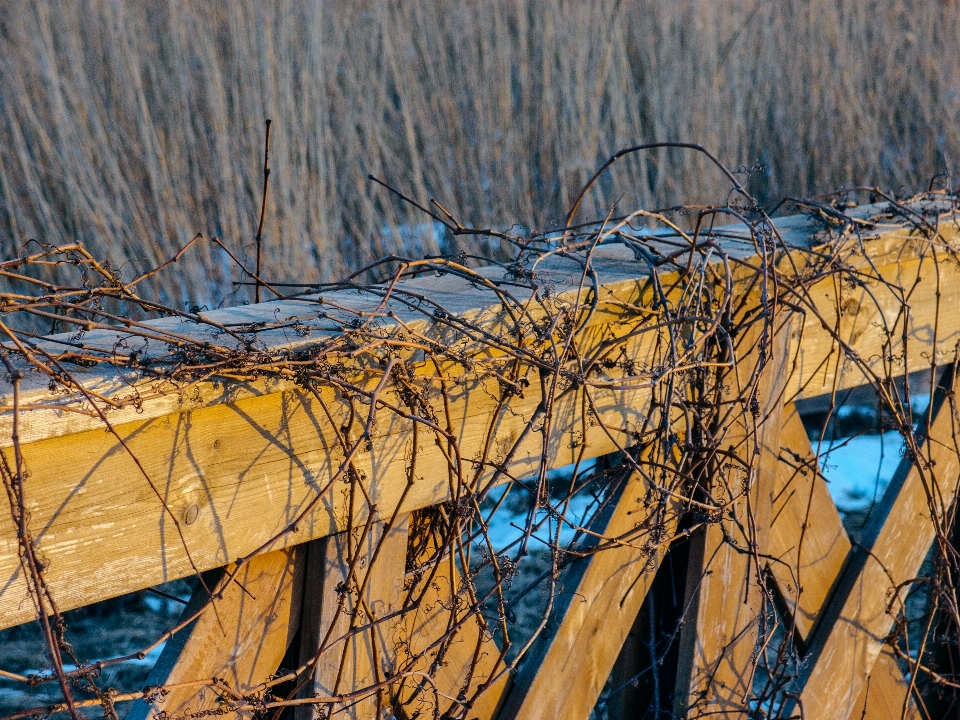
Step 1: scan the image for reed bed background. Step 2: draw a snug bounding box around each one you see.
[0,0,957,308]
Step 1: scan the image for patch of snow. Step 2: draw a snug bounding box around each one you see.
[816,431,904,511]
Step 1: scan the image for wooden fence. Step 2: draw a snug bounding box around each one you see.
[1,196,959,719]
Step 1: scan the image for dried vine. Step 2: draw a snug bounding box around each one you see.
[0,142,957,720]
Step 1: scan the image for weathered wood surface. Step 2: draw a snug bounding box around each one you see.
[0,244,681,446]
[127,547,303,720]
[792,377,960,718]
[294,518,409,720]
[672,316,789,718]
[768,403,851,641]
[497,470,679,720]
[0,243,677,628]
[4,202,956,445]
[768,404,921,717]
[391,547,509,720]
[854,647,922,720]
[0,326,653,629]
[0,202,958,631]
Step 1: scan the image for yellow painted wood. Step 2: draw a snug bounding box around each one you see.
[127,547,303,720]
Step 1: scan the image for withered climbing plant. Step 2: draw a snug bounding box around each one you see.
[0,143,957,720]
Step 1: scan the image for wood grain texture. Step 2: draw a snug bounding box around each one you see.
[0,244,667,447]
[673,317,789,719]
[853,646,922,720]
[391,550,509,720]
[793,377,960,719]
[784,211,960,402]
[294,518,409,720]
[0,329,653,629]
[2,203,956,446]
[2,204,960,634]
[768,404,921,718]
[767,403,851,642]
[496,470,679,720]
[127,547,303,720]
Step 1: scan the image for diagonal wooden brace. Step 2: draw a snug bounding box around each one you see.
[293,517,410,720]
[495,466,680,720]
[768,403,851,643]
[127,546,304,720]
[390,542,509,720]
[789,371,960,719]
[768,403,920,718]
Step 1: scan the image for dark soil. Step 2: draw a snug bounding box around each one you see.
[0,579,193,717]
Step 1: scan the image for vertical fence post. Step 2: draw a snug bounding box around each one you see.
[294,518,409,720]
[673,313,791,718]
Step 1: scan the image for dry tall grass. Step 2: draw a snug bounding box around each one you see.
[0,0,957,306]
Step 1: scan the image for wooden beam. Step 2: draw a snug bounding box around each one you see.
[3,202,956,448]
[390,546,509,720]
[768,404,921,718]
[767,403,851,642]
[127,546,304,720]
[853,646,922,720]
[0,203,953,443]
[785,210,960,402]
[495,469,679,720]
[1,204,959,632]
[293,517,409,720]
[672,317,790,718]
[0,244,675,447]
[792,373,960,719]
[0,315,658,630]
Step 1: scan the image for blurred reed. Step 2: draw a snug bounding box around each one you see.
[0,0,956,306]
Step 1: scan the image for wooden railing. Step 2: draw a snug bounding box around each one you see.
[1,196,959,719]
